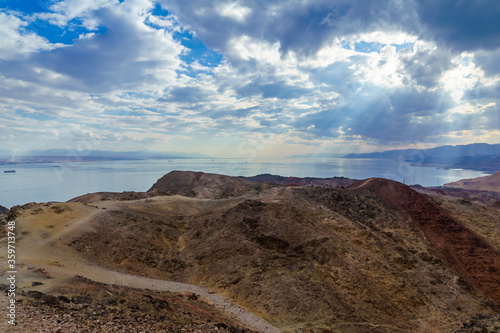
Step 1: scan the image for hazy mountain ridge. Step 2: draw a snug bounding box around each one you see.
[3,171,500,332]
[343,143,500,172]
[0,149,212,164]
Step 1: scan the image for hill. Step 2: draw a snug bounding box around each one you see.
[2,171,500,332]
[148,170,272,198]
[0,205,8,215]
[240,173,357,187]
[444,171,500,193]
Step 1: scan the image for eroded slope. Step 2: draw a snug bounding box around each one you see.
[66,181,498,332]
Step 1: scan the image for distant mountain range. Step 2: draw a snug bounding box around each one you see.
[343,143,499,159]
[287,152,345,158]
[0,149,212,164]
[290,143,500,172]
[344,143,500,172]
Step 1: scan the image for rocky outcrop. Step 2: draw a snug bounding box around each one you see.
[0,205,9,215]
[148,170,271,198]
[240,173,357,187]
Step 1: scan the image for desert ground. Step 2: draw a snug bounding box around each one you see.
[1,171,500,332]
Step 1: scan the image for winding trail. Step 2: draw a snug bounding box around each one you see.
[32,264,281,333]
[13,203,282,333]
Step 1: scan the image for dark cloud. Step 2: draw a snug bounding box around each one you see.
[462,82,499,101]
[291,109,344,138]
[291,86,455,143]
[161,0,419,57]
[310,61,359,92]
[389,87,453,116]
[398,46,453,88]
[474,48,500,76]
[158,86,210,103]
[416,0,500,52]
[235,81,310,99]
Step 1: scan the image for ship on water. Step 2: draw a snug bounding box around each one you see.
[4,170,15,173]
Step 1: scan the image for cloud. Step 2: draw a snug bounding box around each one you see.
[1,0,499,156]
[33,3,184,93]
[416,0,500,52]
[160,0,419,58]
[235,81,310,100]
[398,41,453,88]
[158,86,211,103]
[215,2,251,22]
[474,48,500,76]
[289,84,455,143]
[0,11,61,60]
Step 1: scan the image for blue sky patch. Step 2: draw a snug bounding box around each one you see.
[174,31,223,67]
[3,0,51,14]
[393,42,414,53]
[354,41,383,53]
[26,18,107,45]
[340,40,351,50]
[15,109,57,121]
[151,2,170,17]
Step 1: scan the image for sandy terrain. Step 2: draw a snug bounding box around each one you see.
[1,198,280,333]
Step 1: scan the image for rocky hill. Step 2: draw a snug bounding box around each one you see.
[3,171,500,332]
[148,170,272,198]
[349,178,500,306]
[240,174,357,187]
[444,171,500,193]
[0,205,8,215]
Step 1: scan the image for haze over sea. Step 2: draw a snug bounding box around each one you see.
[0,158,489,209]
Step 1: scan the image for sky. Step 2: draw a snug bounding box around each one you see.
[0,0,499,158]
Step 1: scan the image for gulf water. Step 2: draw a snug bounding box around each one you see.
[0,158,490,208]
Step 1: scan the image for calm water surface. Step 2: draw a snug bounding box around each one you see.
[0,158,490,208]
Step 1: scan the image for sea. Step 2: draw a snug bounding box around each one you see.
[0,158,491,209]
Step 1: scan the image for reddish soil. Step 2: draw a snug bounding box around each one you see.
[349,178,500,307]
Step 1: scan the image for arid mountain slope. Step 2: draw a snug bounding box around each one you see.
[56,172,499,332]
[4,171,500,332]
[148,170,272,198]
[349,178,500,307]
[444,171,500,193]
[0,204,8,215]
[240,174,357,187]
[69,191,156,203]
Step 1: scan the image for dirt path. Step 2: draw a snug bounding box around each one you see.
[31,264,281,333]
[12,205,282,333]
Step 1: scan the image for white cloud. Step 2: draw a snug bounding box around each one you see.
[0,12,63,60]
[215,2,251,22]
[37,0,117,27]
